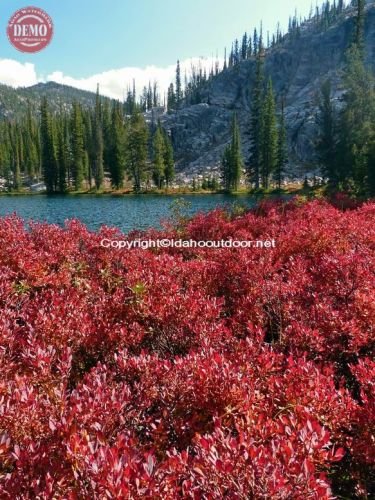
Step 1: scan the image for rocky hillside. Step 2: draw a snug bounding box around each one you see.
[161,1,375,181]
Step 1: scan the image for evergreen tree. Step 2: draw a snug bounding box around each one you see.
[175,60,183,109]
[8,124,22,190]
[248,50,265,188]
[230,113,243,191]
[247,36,253,58]
[221,113,243,191]
[275,98,288,189]
[147,82,153,111]
[56,117,69,193]
[163,131,175,188]
[260,79,278,189]
[229,45,234,68]
[335,1,375,194]
[82,110,93,188]
[71,101,85,191]
[109,102,125,189]
[102,100,112,174]
[241,33,248,60]
[152,125,165,189]
[211,175,219,191]
[253,28,258,57]
[221,145,232,191]
[355,0,365,57]
[234,39,240,65]
[126,112,148,192]
[93,85,104,189]
[153,81,159,108]
[40,97,57,193]
[338,46,375,191]
[24,102,39,179]
[167,83,176,112]
[317,79,337,184]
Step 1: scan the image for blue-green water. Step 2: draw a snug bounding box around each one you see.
[0,194,264,233]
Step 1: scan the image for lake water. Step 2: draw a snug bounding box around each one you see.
[0,194,265,233]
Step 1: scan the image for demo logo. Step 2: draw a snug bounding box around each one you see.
[7,7,53,53]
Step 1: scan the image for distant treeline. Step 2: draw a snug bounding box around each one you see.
[0,89,175,193]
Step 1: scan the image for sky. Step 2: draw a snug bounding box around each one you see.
[0,0,322,99]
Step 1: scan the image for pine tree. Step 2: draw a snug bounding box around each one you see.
[221,145,232,191]
[234,39,240,65]
[229,45,234,68]
[221,113,243,191]
[82,110,92,188]
[147,81,153,111]
[241,33,248,60]
[247,36,253,58]
[336,2,375,193]
[163,131,175,189]
[152,125,165,189]
[211,175,219,191]
[109,102,125,189]
[126,112,148,192]
[230,113,243,191]
[56,117,69,193]
[71,101,85,191]
[93,85,104,190]
[24,102,39,179]
[259,22,264,52]
[248,50,265,188]
[253,28,258,57]
[8,125,22,190]
[40,97,57,193]
[275,98,288,189]
[355,0,365,57]
[167,83,176,112]
[338,46,375,191]
[317,79,337,184]
[153,81,159,108]
[102,100,112,176]
[175,60,183,109]
[260,79,278,189]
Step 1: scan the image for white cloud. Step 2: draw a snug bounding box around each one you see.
[0,59,39,87]
[47,57,223,100]
[0,57,223,100]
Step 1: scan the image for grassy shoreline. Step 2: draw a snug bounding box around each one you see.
[0,185,318,197]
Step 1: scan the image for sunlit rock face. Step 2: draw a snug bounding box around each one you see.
[162,3,375,180]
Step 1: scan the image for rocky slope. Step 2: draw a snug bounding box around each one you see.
[162,1,375,181]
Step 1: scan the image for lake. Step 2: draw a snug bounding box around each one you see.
[0,194,266,233]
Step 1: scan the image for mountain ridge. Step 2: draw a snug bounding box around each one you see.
[160,1,375,180]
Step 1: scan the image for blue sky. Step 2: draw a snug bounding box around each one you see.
[0,0,327,97]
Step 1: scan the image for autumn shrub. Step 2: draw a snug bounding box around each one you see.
[0,198,374,498]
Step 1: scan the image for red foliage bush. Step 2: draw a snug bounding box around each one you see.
[0,199,374,498]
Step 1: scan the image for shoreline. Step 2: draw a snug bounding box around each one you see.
[0,186,311,198]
